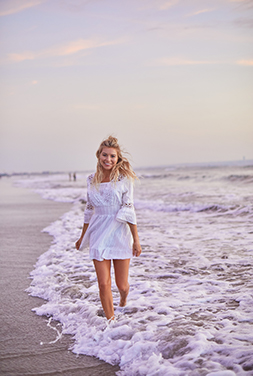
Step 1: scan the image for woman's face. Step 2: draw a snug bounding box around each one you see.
[99,147,118,171]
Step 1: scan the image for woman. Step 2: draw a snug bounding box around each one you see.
[75,136,142,321]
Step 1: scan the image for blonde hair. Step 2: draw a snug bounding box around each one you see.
[93,136,137,185]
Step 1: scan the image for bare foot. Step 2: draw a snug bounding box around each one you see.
[119,298,127,307]
[108,315,115,322]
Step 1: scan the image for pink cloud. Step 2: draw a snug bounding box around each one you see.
[154,57,216,66]
[237,59,253,66]
[7,38,124,63]
[0,0,45,16]
[186,8,216,17]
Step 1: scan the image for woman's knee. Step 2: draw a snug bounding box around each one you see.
[98,279,111,293]
[113,259,130,292]
[116,281,129,293]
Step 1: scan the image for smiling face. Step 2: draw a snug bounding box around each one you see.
[99,147,118,171]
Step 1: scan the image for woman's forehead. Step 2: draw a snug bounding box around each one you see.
[101,147,117,154]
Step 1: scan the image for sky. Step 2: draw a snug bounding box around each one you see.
[0,0,252,173]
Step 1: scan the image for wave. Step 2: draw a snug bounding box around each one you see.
[135,199,253,216]
[14,174,88,203]
[139,172,253,184]
[224,174,253,184]
[20,166,253,375]
[138,173,174,180]
[26,196,253,376]
[15,175,253,217]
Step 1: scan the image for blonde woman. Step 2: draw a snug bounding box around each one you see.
[75,136,142,321]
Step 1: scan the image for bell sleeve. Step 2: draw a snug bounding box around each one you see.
[84,176,94,223]
[116,178,137,225]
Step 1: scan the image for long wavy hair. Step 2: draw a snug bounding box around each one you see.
[93,136,137,186]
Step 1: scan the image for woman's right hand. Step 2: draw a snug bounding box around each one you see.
[75,224,89,250]
[75,237,83,250]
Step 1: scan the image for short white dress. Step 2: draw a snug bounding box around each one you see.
[80,173,137,261]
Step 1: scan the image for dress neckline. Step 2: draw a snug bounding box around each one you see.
[88,173,125,185]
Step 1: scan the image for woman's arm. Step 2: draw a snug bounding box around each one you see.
[75,223,89,250]
[128,222,142,257]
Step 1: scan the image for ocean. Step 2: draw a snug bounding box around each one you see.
[16,161,253,376]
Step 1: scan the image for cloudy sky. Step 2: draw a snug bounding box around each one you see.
[0,0,252,173]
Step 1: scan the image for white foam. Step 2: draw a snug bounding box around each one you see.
[21,165,253,375]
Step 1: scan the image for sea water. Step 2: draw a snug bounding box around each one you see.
[17,162,253,376]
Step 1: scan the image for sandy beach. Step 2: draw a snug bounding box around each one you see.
[0,177,119,376]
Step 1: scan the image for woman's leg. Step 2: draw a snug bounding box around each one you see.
[93,259,114,320]
[113,259,130,307]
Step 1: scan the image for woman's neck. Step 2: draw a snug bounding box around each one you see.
[101,170,111,183]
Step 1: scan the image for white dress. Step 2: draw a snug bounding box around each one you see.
[80,173,137,261]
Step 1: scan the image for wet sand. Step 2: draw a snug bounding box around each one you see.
[0,178,119,376]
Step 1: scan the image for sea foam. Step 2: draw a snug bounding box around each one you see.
[19,165,253,375]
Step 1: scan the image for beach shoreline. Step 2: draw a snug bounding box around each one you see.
[2,164,253,375]
[0,177,119,375]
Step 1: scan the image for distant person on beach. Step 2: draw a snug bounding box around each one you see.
[73,172,76,181]
[75,136,142,321]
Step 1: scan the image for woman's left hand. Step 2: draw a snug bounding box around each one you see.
[133,241,142,257]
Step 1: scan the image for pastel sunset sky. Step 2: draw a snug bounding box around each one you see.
[0,0,252,172]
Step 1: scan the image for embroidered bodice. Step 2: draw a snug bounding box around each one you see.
[84,173,136,224]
